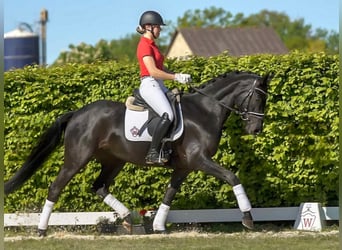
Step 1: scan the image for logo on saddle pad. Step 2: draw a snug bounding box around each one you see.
[124,100,184,142]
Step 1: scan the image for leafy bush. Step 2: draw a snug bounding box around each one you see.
[4,52,338,213]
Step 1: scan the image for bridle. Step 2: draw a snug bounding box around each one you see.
[189,78,267,121]
[237,79,267,120]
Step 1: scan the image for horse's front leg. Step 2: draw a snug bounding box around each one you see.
[198,157,254,229]
[153,168,190,233]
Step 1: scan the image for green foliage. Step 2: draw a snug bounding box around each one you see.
[53,34,141,65]
[176,7,234,28]
[4,52,338,213]
[174,8,338,54]
[51,9,337,66]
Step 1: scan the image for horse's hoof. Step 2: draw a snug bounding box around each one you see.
[242,211,254,230]
[122,215,133,234]
[38,229,47,237]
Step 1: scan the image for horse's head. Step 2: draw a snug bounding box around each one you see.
[236,73,272,135]
[189,71,272,135]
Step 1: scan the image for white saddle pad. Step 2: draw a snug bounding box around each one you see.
[124,106,184,142]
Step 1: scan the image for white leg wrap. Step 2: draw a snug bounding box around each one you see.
[153,203,170,231]
[104,194,130,219]
[233,184,252,212]
[38,199,55,230]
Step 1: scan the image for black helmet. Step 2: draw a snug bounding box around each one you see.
[139,10,166,26]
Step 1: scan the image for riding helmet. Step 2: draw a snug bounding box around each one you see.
[139,10,166,26]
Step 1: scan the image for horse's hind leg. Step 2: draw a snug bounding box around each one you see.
[38,163,90,236]
[91,160,132,233]
[38,144,94,236]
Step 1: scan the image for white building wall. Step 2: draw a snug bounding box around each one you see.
[166,33,193,59]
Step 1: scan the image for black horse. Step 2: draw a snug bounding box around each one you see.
[5,71,271,236]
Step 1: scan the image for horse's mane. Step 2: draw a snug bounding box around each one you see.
[189,71,258,93]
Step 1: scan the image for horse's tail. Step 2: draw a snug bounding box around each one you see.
[4,111,75,195]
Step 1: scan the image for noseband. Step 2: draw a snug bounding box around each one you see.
[190,79,267,121]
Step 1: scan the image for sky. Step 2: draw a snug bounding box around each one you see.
[4,0,340,65]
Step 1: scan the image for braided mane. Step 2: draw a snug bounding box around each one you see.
[189,71,257,93]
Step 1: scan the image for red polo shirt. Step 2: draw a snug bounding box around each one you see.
[137,36,164,77]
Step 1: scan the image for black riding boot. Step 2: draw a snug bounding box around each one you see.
[146,113,171,165]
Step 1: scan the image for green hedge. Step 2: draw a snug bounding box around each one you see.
[4,52,339,213]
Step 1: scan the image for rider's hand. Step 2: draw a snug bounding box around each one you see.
[174,73,192,84]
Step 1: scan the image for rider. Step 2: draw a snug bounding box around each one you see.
[136,10,192,165]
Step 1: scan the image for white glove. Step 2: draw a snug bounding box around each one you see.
[174,73,192,84]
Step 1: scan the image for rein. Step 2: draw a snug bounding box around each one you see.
[188,79,267,120]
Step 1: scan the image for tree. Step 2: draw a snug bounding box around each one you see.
[53,33,141,65]
[177,7,234,27]
[52,32,169,66]
[52,7,338,65]
[173,8,338,54]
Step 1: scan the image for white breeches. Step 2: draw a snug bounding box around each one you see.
[139,77,174,121]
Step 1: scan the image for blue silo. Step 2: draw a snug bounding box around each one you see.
[4,28,40,71]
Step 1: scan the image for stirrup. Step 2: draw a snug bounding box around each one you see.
[145,150,168,165]
[160,141,171,162]
[161,149,171,162]
[145,158,165,165]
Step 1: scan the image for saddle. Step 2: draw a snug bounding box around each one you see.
[124,88,184,142]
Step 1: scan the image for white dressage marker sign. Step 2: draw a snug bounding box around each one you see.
[294,203,325,231]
